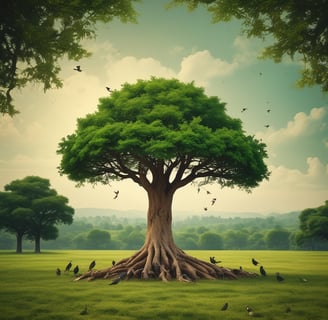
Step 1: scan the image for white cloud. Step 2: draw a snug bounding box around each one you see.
[257,106,327,144]
[177,50,238,86]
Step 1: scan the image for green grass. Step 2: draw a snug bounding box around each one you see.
[0,250,327,320]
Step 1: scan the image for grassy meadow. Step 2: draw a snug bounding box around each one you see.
[0,250,327,320]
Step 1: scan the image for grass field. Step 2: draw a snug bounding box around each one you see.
[0,250,327,320]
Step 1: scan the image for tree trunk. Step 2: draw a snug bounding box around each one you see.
[16,233,23,254]
[34,235,41,253]
[75,186,256,282]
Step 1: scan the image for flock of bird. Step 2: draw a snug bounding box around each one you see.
[218,256,309,315]
[241,104,272,128]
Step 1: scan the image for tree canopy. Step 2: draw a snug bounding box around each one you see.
[0,0,138,116]
[172,0,328,92]
[58,77,269,192]
[0,176,74,253]
[296,200,328,247]
[58,77,269,282]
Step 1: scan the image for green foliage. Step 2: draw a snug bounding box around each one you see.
[58,77,269,193]
[0,0,138,115]
[0,250,328,320]
[199,232,223,249]
[0,176,74,252]
[265,229,291,250]
[297,200,328,248]
[172,0,328,92]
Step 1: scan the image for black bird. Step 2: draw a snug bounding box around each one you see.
[106,86,113,93]
[56,268,61,276]
[80,305,88,315]
[109,273,124,285]
[113,190,119,199]
[89,260,96,271]
[112,260,116,266]
[210,256,221,264]
[276,272,284,282]
[206,190,211,194]
[260,266,266,276]
[246,306,254,316]
[264,124,270,128]
[211,198,217,206]
[221,302,228,311]
[73,65,82,72]
[252,258,259,266]
[285,306,291,313]
[73,265,79,276]
[197,187,201,193]
[267,109,271,113]
[241,107,247,112]
[65,261,72,272]
[204,207,208,211]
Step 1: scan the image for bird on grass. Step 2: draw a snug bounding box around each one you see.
[285,306,291,313]
[210,256,221,264]
[73,265,79,276]
[112,260,116,266]
[109,272,126,285]
[276,272,284,282]
[89,260,96,271]
[73,65,82,72]
[260,266,266,276]
[246,306,254,316]
[113,190,119,199]
[80,305,88,315]
[65,261,72,272]
[56,268,61,276]
[221,302,228,311]
[252,258,259,266]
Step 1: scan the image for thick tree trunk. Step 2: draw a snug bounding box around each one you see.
[34,235,41,253]
[76,186,256,282]
[16,233,23,254]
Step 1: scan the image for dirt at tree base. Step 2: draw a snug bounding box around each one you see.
[75,247,258,282]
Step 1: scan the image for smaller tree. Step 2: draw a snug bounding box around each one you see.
[297,200,328,249]
[0,176,74,253]
[86,229,111,250]
[199,232,223,250]
[265,229,290,250]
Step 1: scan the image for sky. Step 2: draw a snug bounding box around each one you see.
[1,0,327,216]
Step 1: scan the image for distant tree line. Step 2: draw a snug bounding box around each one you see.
[1,200,327,251]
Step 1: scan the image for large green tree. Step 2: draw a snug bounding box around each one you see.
[58,77,269,281]
[172,0,328,92]
[0,176,74,253]
[0,0,138,116]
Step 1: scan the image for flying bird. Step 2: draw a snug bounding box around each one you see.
[204,207,208,211]
[276,272,284,282]
[246,306,254,316]
[211,198,217,206]
[106,86,113,93]
[65,261,72,272]
[197,187,201,193]
[260,266,266,276]
[252,258,259,266]
[266,109,271,113]
[73,265,79,276]
[241,107,247,112]
[56,268,61,276]
[73,65,82,72]
[113,190,119,199]
[89,260,96,271]
[221,302,228,311]
[206,190,211,194]
[264,124,270,128]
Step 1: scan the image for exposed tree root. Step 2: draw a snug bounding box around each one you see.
[75,243,257,282]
